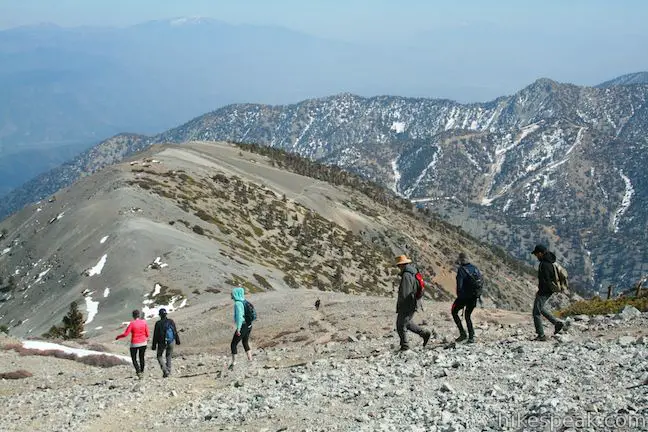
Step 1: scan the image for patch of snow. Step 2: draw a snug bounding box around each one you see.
[36,208,42,212]
[152,283,162,297]
[84,292,99,324]
[94,326,103,330]
[403,149,441,198]
[21,340,130,362]
[390,121,406,133]
[56,212,65,220]
[502,199,513,213]
[103,288,110,298]
[1,247,10,256]
[100,236,109,244]
[390,158,402,195]
[141,296,188,320]
[87,254,108,277]
[610,170,635,233]
[152,257,168,269]
[34,268,51,284]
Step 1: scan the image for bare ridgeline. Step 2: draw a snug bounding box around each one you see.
[0,141,647,431]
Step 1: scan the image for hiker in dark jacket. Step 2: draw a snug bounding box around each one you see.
[229,287,253,370]
[452,252,481,343]
[395,255,431,351]
[531,244,565,341]
[152,308,180,378]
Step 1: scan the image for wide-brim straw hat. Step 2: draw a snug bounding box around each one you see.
[395,255,412,266]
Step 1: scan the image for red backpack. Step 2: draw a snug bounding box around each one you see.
[413,271,425,299]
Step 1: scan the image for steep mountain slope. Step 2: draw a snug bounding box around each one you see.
[597,71,648,87]
[0,141,537,338]
[155,80,648,293]
[3,77,646,293]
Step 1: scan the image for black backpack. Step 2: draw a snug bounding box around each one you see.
[461,265,484,298]
[243,300,257,325]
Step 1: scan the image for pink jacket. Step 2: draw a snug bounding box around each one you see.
[116,319,150,345]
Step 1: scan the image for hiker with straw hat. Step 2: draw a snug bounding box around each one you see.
[395,255,431,351]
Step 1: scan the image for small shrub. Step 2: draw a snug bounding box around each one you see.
[253,274,273,290]
[168,220,176,225]
[205,287,221,294]
[192,225,205,235]
[0,324,8,334]
[192,289,201,295]
[558,296,648,317]
[0,369,32,379]
[283,274,299,289]
[77,354,128,368]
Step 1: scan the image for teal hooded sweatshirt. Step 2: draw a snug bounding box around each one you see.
[231,287,246,332]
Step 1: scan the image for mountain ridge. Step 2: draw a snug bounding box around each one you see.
[2,75,647,293]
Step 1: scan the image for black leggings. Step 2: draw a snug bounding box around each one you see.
[451,297,477,337]
[231,325,252,354]
[129,346,146,373]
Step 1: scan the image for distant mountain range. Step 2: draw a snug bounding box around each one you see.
[2,19,645,198]
[1,74,648,293]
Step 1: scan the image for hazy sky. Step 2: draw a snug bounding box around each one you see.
[1,0,647,101]
[2,0,647,42]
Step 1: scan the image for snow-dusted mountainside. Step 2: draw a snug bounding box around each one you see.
[2,76,647,292]
[597,72,648,88]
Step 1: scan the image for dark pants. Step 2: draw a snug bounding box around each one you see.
[396,311,426,349]
[156,344,173,376]
[129,346,146,373]
[231,325,252,354]
[533,294,561,337]
[452,297,477,338]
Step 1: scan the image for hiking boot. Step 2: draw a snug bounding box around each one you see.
[455,334,467,343]
[533,335,548,342]
[467,337,475,344]
[422,331,431,347]
[162,372,169,378]
[399,346,410,352]
[554,321,565,335]
[136,371,143,380]
[228,363,235,371]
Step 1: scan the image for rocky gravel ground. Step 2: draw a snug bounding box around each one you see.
[2,301,648,432]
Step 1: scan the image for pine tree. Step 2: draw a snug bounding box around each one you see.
[61,301,85,339]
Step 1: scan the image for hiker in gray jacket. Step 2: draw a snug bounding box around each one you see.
[395,255,431,351]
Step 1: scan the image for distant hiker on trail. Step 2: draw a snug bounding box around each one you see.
[115,309,150,379]
[229,287,256,370]
[452,252,483,343]
[531,244,565,341]
[152,308,180,378]
[315,298,321,311]
[395,255,431,351]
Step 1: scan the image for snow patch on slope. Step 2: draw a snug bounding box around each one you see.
[390,158,402,195]
[87,254,108,277]
[22,340,130,362]
[610,170,634,233]
[390,122,406,133]
[403,149,441,198]
[84,292,99,324]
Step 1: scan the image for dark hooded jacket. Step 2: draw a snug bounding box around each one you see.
[397,263,419,314]
[456,263,481,300]
[152,317,180,350]
[537,251,557,296]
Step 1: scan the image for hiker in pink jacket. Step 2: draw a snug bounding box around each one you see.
[116,310,150,378]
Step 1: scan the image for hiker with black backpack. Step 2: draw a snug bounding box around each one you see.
[531,244,566,341]
[152,308,180,378]
[452,252,483,344]
[229,287,256,370]
[395,255,431,351]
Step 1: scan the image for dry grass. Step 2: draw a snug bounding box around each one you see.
[0,369,32,379]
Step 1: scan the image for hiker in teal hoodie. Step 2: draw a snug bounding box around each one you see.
[229,287,253,370]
